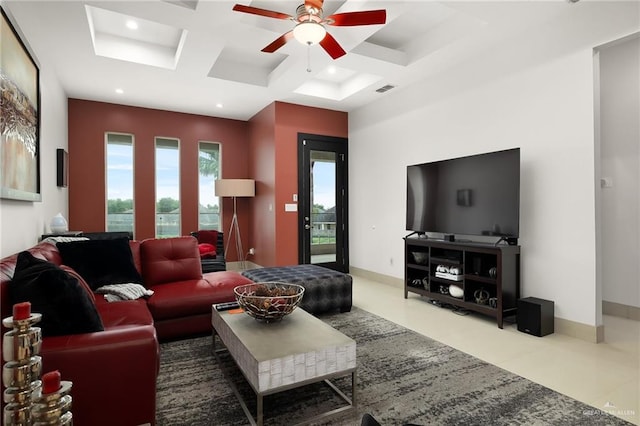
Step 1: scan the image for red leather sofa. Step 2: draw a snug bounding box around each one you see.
[1,236,253,426]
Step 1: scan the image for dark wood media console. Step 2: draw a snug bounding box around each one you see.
[404,237,520,328]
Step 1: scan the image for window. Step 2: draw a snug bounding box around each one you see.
[106,133,134,235]
[198,142,220,230]
[155,138,180,238]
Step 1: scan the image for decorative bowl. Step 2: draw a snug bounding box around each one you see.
[449,284,464,298]
[234,282,305,322]
[411,251,429,265]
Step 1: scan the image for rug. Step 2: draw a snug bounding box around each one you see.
[156,307,631,425]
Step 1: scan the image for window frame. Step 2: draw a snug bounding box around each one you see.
[105,132,135,237]
[154,137,181,238]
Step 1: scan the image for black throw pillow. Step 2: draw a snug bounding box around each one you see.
[57,238,142,290]
[9,251,104,337]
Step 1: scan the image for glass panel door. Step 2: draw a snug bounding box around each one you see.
[298,134,348,273]
[310,150,337,264]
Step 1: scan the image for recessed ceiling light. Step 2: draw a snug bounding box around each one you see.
[115,88,124,94]
[328,66,336,74]
[216,103,223,108]
[126,20,138,30]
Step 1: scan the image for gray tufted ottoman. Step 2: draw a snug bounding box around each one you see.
[241,265,352,314]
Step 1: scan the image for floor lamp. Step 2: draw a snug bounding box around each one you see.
[215,179,255,270]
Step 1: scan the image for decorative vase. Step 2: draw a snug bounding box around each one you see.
[50,214,68,233]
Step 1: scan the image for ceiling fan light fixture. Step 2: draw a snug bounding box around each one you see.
[293,21,326,45]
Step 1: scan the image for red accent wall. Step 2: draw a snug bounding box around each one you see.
[248,101,348,267]
[68,99,346,266]
[67,99,249,258]
[247,103,277,267]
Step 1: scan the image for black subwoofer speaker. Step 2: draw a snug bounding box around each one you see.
[517,297,554,337]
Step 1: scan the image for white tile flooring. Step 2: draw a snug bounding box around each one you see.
[352,274,640,425]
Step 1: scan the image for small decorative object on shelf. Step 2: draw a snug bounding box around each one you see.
[32,370,73,425]
[2,302,43,425]
[488,267,497,279]
[421,277,429,291]
[435,265,464,282]
[410,251,428,265]
[474,288,490,305]
[49,213,69,233]
[448,284,464,299]
[234,282,304,322]
[408,278,422,288]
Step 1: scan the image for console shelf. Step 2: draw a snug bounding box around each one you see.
[404,237,520,328]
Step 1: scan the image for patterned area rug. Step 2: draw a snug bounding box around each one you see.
[156,307,630,426]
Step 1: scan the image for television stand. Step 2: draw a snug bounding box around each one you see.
[403,237,520,329]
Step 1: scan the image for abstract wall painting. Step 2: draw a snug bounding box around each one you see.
[1,6,41,201]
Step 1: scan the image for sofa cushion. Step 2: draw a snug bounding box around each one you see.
[140,237,202,287]
[147,271,253,320]
[57,238,142,290]
[198,243,217,258]
[9,251,104,337]
[93,296,154,328]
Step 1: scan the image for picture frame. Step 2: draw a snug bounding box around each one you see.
[56,148,68,187]
[0,6,41,201]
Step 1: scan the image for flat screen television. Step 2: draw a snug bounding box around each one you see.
[406,148,520,241]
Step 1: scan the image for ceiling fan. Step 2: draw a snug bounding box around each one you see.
[232,0,386,59]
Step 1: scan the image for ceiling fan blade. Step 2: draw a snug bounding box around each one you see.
[327,10,386,26]
[232,4,292,20]
[319,33,346,59]
[262,31,294,53]
[305,0,324,12]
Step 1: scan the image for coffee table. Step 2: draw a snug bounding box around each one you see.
[211,307,357,426]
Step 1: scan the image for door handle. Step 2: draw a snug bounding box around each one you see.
[304,224,311,229]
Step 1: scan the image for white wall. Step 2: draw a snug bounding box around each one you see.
[0,5,68,258]
[349,2,639,327]
[599,36,640,308]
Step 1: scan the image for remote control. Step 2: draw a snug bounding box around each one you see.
[215,301,240,311]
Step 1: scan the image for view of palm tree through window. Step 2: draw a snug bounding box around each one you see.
[198,142,220,230]
[106,136,221,238]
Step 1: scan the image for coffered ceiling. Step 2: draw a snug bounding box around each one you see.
[4,1,588,120]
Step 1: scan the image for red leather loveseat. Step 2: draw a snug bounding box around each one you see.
[1,236,253,426]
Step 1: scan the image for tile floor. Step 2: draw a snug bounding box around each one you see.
[352,274,640,425]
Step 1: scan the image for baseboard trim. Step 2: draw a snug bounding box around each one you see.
[547,317,604,343]
[351,266,607,343]
[349,266,404,289]
[603,300,640,321]
[225,261,262,272]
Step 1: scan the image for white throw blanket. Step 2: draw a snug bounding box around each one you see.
[42,236,89,244]
[95,283,154,302]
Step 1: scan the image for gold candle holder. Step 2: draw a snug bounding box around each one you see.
[31,378,73,426]
[2,305,43,426]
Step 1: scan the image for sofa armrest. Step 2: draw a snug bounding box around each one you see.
[40,325,159,426]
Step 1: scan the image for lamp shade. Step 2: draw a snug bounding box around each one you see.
[293,21,326,45]
[215,179,255,197]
